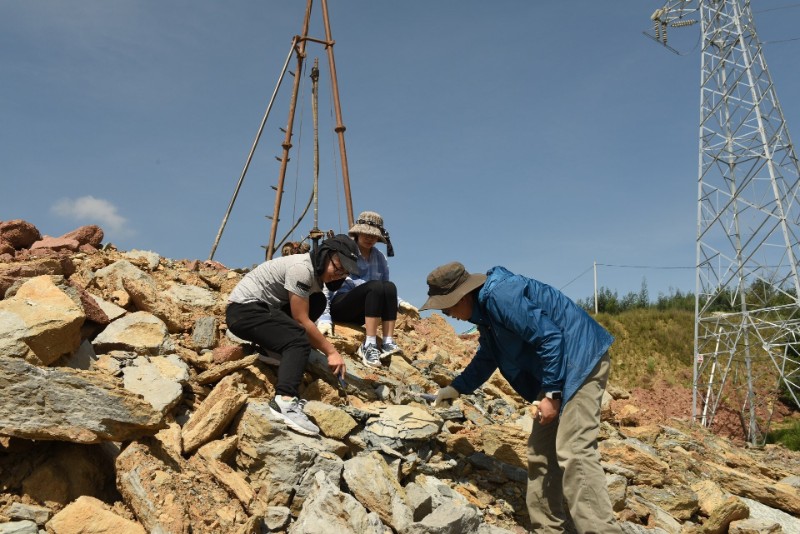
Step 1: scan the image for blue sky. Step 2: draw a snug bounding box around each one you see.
[3,1,800,315]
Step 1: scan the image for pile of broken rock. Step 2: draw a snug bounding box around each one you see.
[0,219,799,534]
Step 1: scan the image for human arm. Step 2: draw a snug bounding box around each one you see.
[450,342,498,395]
[289,292,345,378]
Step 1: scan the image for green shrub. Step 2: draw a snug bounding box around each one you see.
[766,420,800,451]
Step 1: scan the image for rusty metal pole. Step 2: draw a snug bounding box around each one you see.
[266,0,314,260]
[320,0,354,228]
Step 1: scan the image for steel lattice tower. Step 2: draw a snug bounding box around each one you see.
[650,0,800,445]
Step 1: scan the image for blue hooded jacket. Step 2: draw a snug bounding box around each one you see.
[451,266,613,404]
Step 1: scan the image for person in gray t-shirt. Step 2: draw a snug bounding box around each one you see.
[226,235,359,436]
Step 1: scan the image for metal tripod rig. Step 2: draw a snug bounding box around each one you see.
[209,0,354,262]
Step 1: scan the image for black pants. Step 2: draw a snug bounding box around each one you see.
[225,294,325,397]
[331,280,398,325]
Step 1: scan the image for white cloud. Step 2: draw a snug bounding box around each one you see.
[51,195,131,235]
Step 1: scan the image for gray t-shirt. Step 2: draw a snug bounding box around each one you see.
[228,253,321,307]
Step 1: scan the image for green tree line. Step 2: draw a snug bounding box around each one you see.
[576,280,695,314]
[576,278,798,315]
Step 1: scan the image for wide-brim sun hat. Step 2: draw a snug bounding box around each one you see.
[348,211,387,243]
[420,262,487,311]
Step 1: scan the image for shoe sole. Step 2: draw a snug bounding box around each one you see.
[361,355,382,368]
[380,347,402,361]
[268,407,319,436]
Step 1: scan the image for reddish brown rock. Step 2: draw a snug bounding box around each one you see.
[213,344,245,364]
[0,219,41,249]
[30,236,81,253]
[61,225,104,247]
[0,239,14,256]
[67,280,110,325]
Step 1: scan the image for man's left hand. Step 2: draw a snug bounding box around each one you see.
[537,397,561,425]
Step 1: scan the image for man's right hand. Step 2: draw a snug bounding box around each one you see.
[318,321,333,336]
[434,385,460,408]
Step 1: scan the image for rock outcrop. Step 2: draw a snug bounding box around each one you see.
[0,220,799,534]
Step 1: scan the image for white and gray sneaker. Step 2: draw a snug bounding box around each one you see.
[380,340,402,359]
[358,343,383,367]
[269,396,320,436]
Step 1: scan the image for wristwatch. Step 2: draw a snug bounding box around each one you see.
[545,391,562,401]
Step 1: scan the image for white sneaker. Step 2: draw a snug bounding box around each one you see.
[269,396,320,436]
[358,343,382,367]
[380,340,402,359]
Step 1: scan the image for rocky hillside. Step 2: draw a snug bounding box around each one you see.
[0,219,799,534]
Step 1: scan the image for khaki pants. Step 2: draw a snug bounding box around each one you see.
[526,353,621,533]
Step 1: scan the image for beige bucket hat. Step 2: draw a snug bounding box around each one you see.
[348,211,387,242]
[349,211,394,256]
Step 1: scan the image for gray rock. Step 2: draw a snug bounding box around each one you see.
[92,311,174,355]
[233,400,347,513]
[0,521,39,534]
[0,356,164,443]
[93,260,153,291]
[740,496,800,533]
[410,474,469,511]
[288,471,384,534]
[405,481,434,522]
[343,451,413,532]
[191,316,218,349]
[123,250,161,270]
[60,339,98,370]
[620,522,669,534]
[477,525,518,534]
[404,502,481,534]
[121,355,188,413]
[361,405,442,452]
[264,506,291,531]
[778,475,800,489]
[165,283,217,308]
[468,452,527,483]
[606,473,629,512]
[4,502,51,525]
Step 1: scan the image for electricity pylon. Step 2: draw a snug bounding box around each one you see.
[649,0,800,445]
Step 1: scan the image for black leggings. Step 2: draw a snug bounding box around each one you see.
[331,280,398,325]
[225,293,325,397]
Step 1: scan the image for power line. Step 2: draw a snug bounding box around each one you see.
[756,2,800,45]
[559,262,694,291]
[763,36,800,45]
[559,265,594,291]
[754,2,800,14]
[596,263,694,270]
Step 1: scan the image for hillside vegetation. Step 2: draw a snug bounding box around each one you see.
[598,308,695,390]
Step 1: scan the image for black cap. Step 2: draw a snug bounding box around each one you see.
[320,234,359,275]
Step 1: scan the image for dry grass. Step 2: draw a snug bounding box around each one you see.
[595,308,695,390]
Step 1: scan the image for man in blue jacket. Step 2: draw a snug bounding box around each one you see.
[420,262,621,533]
